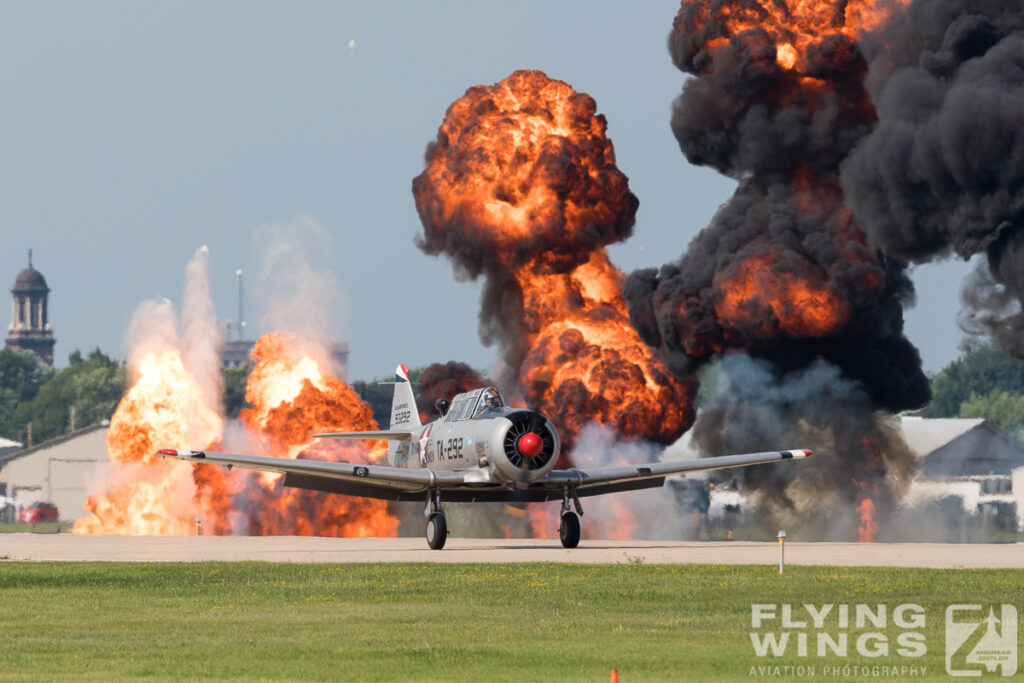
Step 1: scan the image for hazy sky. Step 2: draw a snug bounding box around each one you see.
[0,1,974,380]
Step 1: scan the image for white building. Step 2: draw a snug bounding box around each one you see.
[899,417,1024,534]
[0,423,110,520]
[0,435,21,460]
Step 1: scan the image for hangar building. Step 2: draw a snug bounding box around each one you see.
[899,417,1024,476]
[0,423,110,521]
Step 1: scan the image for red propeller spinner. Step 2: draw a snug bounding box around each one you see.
[515,432,543,459]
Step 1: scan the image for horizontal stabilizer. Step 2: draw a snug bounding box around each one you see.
[312,430,412,442]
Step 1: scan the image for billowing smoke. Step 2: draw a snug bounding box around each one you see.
[691,354,917,539]
[841,0,1024,355]
[622,1,931,536]
[182,245,224,412]
[79,238,399,538]
[415,361,490,419]
[253,216,347,376]
[627,0,929,412]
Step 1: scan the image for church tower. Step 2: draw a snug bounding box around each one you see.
[6,250,55,366]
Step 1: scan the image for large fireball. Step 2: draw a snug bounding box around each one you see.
[414,70,696,456]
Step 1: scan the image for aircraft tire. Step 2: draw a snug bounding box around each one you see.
[426,512,447,550]
[559,512,580,548]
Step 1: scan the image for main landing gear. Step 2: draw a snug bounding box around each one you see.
[425,490,447,550]
[559,488,583,549]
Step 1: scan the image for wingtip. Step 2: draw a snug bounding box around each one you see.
[802,449,813,458]
[157,448,203,458]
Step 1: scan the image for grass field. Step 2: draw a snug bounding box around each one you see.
[0,562,1019,681]
[0,521,67,534]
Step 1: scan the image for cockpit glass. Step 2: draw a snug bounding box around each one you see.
[472,387,504,417]
[445,398,466,421]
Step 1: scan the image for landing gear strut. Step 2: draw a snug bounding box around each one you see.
[558,488,583,549]
[425,489,447,550]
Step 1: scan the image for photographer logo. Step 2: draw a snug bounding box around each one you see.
[945,605,1017,677]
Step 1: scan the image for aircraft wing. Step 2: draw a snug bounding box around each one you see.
[535,449,812,498]
[157,448,810,503]
[157,449,463,498]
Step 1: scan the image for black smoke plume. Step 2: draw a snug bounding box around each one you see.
[415,361,490,419]
[623,1,931,536]
[841,0,1024,355]
[626,0,930,412]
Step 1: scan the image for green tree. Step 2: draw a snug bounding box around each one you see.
[12,349,125,444]
[352,367,427,426]
[0,347,54,441]
[222,364,252,418]
[920,344,1024,418]
[958,390,1024,436]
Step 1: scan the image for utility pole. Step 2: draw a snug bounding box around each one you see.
[236,269,245,341]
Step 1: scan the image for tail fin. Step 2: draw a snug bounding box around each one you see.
[388,364,421,466]
[390,364,422,430]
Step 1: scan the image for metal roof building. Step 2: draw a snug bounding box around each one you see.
[0,423,110,521]
[0,436,22,461]
[899,417,1024,476]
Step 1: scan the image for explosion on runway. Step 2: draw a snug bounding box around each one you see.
[413,70,696,461]
[621,0,939,540]
[192,333,396,537]
[75,244,399,537]
[77,2,1020,543]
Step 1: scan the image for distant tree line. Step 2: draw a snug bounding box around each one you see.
[0,349,255,446]
[4,342,1024,446]
[351,366,426,427]
[917,344,1024,435]
[0,347,125,446]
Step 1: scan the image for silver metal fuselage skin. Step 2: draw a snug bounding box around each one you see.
[388,406,560,485]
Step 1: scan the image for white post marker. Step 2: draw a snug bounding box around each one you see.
[777,530,786,574]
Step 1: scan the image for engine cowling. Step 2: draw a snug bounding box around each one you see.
[484,410,560,483]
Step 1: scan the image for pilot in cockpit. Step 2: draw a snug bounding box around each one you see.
[480,387,503,411]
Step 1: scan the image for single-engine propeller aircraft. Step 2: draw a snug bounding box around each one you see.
[159,364,811,549]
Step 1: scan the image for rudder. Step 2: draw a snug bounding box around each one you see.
[389,364,422,430]
[388,364,421,466]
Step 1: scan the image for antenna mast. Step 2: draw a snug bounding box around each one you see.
[235,269,245,341]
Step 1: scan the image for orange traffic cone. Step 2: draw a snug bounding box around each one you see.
[610,669,619,683]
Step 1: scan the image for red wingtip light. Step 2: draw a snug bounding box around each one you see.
[803,449,813,457]
[158,449,178,456]
[516,432,543,459]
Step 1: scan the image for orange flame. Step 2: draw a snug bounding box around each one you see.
[526,499,638,541]
[193,333,396,537]
[414,70,696,454]
[856,497,878,542]
[714,251,850,339]
[76,334,398,538]
[520,252,696,458]
[73,349,223,534]
[679,0,909,75]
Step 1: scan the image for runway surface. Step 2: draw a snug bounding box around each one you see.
[3,534,1023,566]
